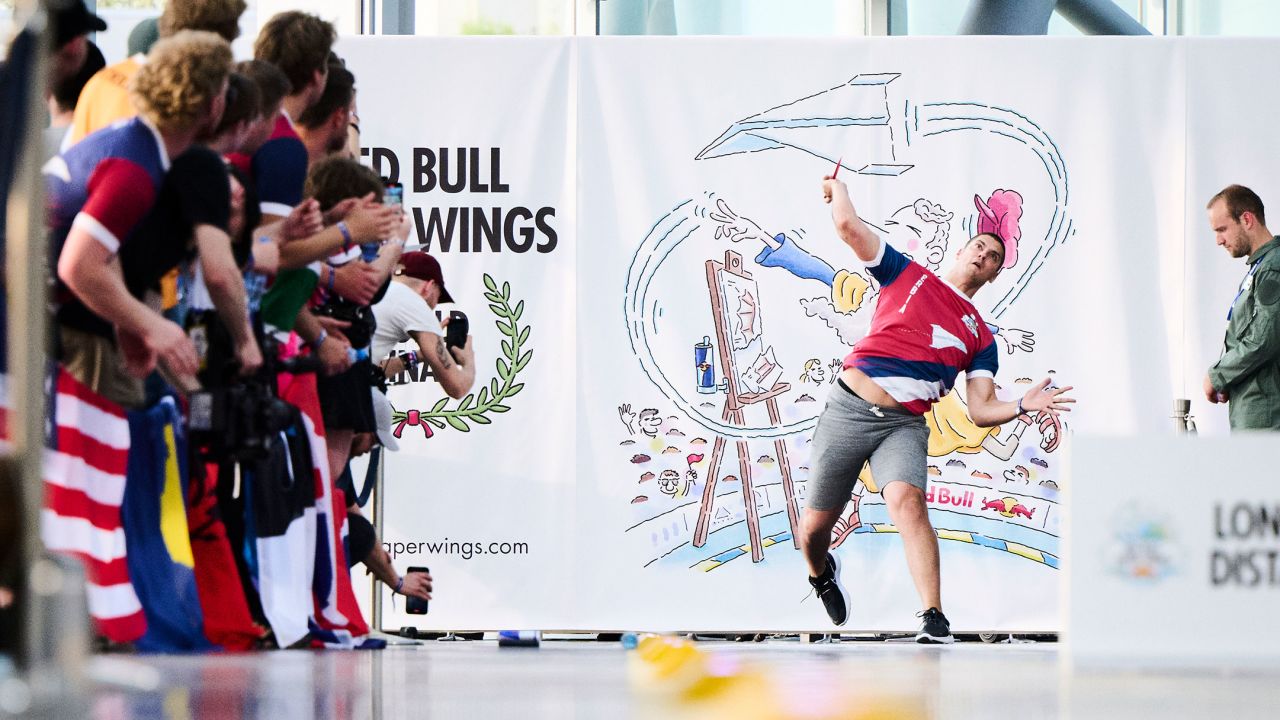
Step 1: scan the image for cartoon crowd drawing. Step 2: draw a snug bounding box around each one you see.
[619,71,1076,574]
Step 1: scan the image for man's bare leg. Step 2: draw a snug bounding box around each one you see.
[882,480,941,610]
[800,505,846,577]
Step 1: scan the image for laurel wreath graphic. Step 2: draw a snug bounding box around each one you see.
[390,274,531,435]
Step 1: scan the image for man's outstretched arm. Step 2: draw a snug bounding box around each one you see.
[822,177,881,263]
[967,376,1075,429]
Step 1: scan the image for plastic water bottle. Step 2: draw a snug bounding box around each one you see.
[347,347,370,363]
[497,630,540,647]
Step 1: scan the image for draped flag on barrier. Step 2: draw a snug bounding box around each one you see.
[0,368,147,642]
[277,361,371,648]
[122,397,212,652]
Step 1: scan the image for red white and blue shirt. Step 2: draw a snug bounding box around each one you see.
[843,240,999,415]
[44,117,169,332]
[45,116,169,255]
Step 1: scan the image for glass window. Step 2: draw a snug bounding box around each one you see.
[892,0,1144,36]
[1181,0,1280,35]
[412,0,575,35]
[596,0,866,36]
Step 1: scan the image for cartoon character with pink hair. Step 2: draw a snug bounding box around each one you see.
[974,189,1023,270]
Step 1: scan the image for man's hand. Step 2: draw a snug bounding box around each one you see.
[382,355,406,377]
[117,327,157,378]
[318,333,353,376]
[144,316,199,379]
[393,210,412,244]
[322,193,372,225]
[282,199,323,242]
[235,337,264,376]
[397,569,433,601]
[345,201,400,244]
[315,314,352,344]
[332,262,381,304]
[1203,373,1229,404]
[822,176,849,205]
[1020,378,1075,419]
[448,335,475,369]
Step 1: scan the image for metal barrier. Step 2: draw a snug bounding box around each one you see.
[2,0,90,715]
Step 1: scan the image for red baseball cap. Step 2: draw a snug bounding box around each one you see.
[396,251,454,303]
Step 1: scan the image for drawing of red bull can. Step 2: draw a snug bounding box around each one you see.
[695,336,715,394]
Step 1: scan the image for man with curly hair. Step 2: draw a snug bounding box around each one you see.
[65,0,247,147]
[47,31,234,406]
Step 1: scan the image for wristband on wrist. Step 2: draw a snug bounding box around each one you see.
[1016,398,1025,416]
[394,576,404,594]
[311,329,328,350]
[327,265,336,293]
[337,221,353,251]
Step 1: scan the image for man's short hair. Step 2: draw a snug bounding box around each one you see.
[297,59,354,130]
[235,59,291,116]
[1208,184,1266,226]
[129,30,233,133]
[158,0,247,42]
[212,72,261,138]
[304,156,383,212]
[253,11,336,94]
[968,232,1006,265]
[52,40,106,112]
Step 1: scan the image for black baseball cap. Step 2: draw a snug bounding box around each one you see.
[53,0,108,49]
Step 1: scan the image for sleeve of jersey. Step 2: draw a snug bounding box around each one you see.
[76,158,156,253]
[966,340,999,380]
[252,137,307,217]
[864,240,910,287]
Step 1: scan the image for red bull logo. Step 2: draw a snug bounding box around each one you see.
[981,496,1037,519]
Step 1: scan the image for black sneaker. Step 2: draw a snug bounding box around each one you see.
[808,553,850,626]
[915,607,954,644]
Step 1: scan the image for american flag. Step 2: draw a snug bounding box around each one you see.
[0,367,146,642]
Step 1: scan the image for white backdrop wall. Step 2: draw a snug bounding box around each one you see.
[337,36,1259,632]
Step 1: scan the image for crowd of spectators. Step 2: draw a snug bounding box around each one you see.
[1,0,475,651]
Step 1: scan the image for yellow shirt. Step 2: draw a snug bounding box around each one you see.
[66,56,144,148]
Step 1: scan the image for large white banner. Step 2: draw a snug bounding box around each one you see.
[339,38,576,630]
[577,37,1182,632]
[338,36,1269,632]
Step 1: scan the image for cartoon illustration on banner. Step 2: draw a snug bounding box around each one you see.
[619,72,1072,573]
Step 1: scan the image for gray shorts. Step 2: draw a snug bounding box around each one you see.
[806,381,930,510]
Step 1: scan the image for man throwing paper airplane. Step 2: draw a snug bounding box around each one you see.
[801,175,1074,642]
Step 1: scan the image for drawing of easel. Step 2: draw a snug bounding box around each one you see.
[692,250,800,562]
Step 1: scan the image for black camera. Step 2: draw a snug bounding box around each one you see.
[188,320,319,463]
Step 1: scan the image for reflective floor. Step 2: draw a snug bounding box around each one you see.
[44,638,1280,719]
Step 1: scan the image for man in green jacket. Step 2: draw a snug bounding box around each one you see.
[1205,184,1280,430]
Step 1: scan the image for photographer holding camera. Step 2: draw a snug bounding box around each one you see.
[372,252,476,399]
